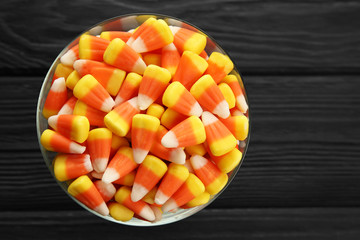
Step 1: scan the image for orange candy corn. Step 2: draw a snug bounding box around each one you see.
[149,125,186,164]
[131,114,160,164]
[52,64,73,83]
[162,81,203,117]
[112,170,136,186]
[40,129,86,154]
[190,74,230,119]
[73,59,107,77]
[53,153,93,182]
[160,108,187,130]
[104,97,140,137]
[90,67,126,96]
[114,72,142,106]
[87,128,112,173]
[126,17,157,46]
[218,82,236,109]
[130,19,174,53]
[209,146,242,174]
[172,50,208,90]
[93,180,116,203]
[138,65,171,110]
[161,116,206,148]
[115,186,155,222]
[103,38,147,75]
[68,175,109,216]
[169,26,207,54]
[78,34,110,61]
[65,70,81,90]
[204,52,234,84]
[146,103,165,119]
[190,155,228,195]
[58,96,77,115]
[73,100,106,127]
[102,146,138,183]
[162,173,205,212]
[202,111,237,156]
[60,44,79,66]
[161,43,180,76]
[42,77,68,119]
[182,191,210,209]
[110,134,129,158]
[131,155,167,202]
[48,114,90,143]
[73,74,115,113]
[155,163,189,205]
[100,31,132,42]
[221,74,248,113]
[220,115,249,141]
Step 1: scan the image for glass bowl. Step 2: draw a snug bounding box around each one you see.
[36,14,250,226]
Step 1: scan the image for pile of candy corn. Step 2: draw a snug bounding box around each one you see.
[40,17,249,223]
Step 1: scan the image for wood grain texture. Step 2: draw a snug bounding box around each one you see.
[1,208,360,240]
[0,1,360,74]
[1,75,359,210]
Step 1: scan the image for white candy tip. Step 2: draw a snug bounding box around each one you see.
[101,97,115,113]
[161,131,179,148]
[102,168,120,183]
[139,205,155,222]
[132,58,147,75]
[93,202,109,216]
[69,142,86,154]
[154,190,169,205]
[60,50,77,66]
[83,154,93,172]
[133,148,148,164]
[131,183,149,202]
[169,148,186,164]
[190,155,208,170]
[51,77,66,92]
[93,158,108,173]
[58,104,73,115]
[162,198,178,213]
[47,115,58,130]
[137,94,154,111]
[201,111,218,126]
[236,95,248,113]
[131,37,147,53]
[114,96,124,106]
[189,102,203,117]
[213,100,230,119]
[73,59,86,73]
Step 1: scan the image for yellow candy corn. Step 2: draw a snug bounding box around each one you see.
[210,147,242,174]
[108,202,134,222]
[220,115,249,141]
[66,70,81,90]
[183,191,210,208]
[169,26,206,54]
[218,83,236,109]
[160,108,187,130]
[53,154,93,182]
[146,103,165,119]
[184,143,207,156]
[204,52,234,84]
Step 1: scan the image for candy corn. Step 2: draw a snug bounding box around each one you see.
[78,34,110,61]
[53,154,93,182]
[209,147,242,174]
[60,44,79,66]
[102,146,138,183]
[161,116,206,148]
[48,114,89,143]
[184,143,207,156]
[114,72,142,106]
[104,97,140,137]
[103,38,146,74]
[142,53,161,66]
[138,65,171,110]
[218,83,236,109]
[162,81,203,117]
[161,43,180,76]
[87,128,112,173]
[131,155,167,202]
[131,114,160,164]
[150,205,163,222]
[162,173,205,212]
[155,163,189,205]
[142,187,158,205]
[221,74,248,113]
[40,129,86,154]
[202,111,237,156]
[42,77,68,119]
[172,50,208,90]
[160,108,188,130]
[110,135,129,158]
[204,52,234,84]
[93,180,116,202]
[190,74,230,119]
[58,96,77,115]
[100,31,132,42]
[126,17,157,47]
[149,125,186,164]
[73,100,106,127]
[68,175,109,216]
[90,67,126,97]
[146,103,165,119]
[115,186,155,221]
[169,26,206,54]
[73,74,115,112]
[190,155,228,195]
[220,115,249,141]
[52,63,73,83]
[130,19,173,53]
[65,70,81,90]
[183,191,210,208]
[73,59,107,77]
[108,202,134,222]
[112,170,136,186]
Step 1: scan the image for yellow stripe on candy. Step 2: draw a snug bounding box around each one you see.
[79,35,92,60]
[108,202,134,222]
[190,75,214,99]
[209,134,237,157]
[40,129,55,151]
[162,82,185,108]
[68,175,93,195]
[185,191,210,208]
[185,173,205,197]
[73,75,98,99]
[183,32,206,55]
[153,19,174,44]
[205,171,228,195]
[144,65,172,84]
[142,155,168,178]
[218,83,235,109]
[132,114,160,132]
[107,69,126,96]
[104,111,130,137]
[53,154,67,182]
[189,116,206,145]
[146,103,165,119]
[66,70,81,90]
[87,128,112,141]
[103,38,125,65]
[185,144,206,156]
[70,116,90,143]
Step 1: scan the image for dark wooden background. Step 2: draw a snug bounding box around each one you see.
[1,0,360,239]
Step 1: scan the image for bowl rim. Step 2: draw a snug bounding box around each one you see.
[36,13,251,226]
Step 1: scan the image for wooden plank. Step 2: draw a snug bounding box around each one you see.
[1,75,360,209]
[1,1,360,74]
[1,208,360,239]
